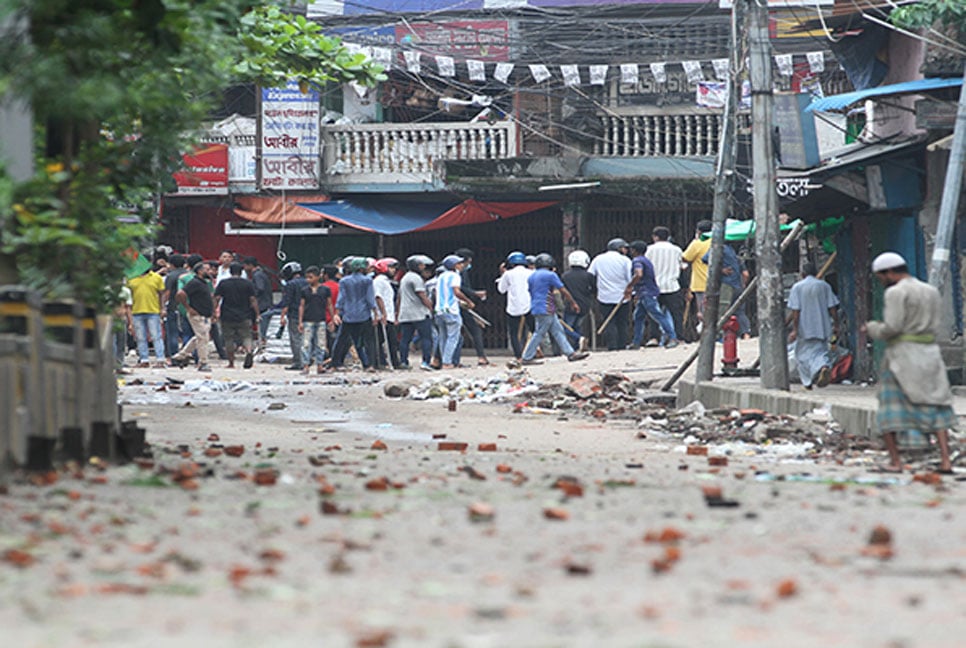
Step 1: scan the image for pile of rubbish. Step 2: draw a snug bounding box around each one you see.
[512,372,672,419]
[384,370,539,403]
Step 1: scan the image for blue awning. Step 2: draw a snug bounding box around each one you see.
[805,77,963,113]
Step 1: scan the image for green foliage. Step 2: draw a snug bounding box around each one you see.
[0,1,385,311]
[889,0,966,34]
[235,5,387,91]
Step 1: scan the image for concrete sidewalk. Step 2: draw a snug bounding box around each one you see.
[678,376,966,437]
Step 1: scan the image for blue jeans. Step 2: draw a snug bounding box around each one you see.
[400,317,434,366]
[303,321,327,365]
[165,311,193,356]
[436,313,462,365]
[523,314,574,361]
[632,295,676,346]
[132,313,164,362]
[563,311,584,347]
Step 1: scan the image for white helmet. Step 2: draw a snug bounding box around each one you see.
[568,250,590,268]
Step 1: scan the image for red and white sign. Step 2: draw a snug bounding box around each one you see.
[173,143,229,195]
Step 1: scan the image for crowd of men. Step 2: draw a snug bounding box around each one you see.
[119,223,740,374]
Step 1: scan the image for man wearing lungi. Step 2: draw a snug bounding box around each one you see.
[864,252,954,473]
[788,262,839,389]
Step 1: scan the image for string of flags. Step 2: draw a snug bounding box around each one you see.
[344,43,827,86]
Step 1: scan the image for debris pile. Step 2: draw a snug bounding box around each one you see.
[385,370,538,403]
[513,372,672,419]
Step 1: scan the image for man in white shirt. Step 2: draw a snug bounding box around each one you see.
[645,225,685,345]
[589,238,632,350]
[497,251,533,359]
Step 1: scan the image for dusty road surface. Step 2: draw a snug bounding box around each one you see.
[1,342,964,648]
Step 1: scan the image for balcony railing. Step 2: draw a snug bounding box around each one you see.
[594,113,722,157]
[321,121,518,185]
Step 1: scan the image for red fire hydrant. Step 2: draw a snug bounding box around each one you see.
[721,315,740,373]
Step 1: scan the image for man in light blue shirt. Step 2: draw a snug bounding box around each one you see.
[435,254,473,369]
[330,257,377,370]
[788,262,840,389]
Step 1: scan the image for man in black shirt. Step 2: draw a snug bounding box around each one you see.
[214,262,259,369]
[298,266,334,374]
[243,256,274,351]
[172,262,215,371]
[279,261,308,371]
[454,248,489,366]
[562,250,595,351]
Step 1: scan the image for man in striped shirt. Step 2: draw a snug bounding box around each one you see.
[645,226,686,345]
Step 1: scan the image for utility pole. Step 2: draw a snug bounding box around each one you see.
[928,61,966,296]
[748,0,788,390]
[696,0,745,382]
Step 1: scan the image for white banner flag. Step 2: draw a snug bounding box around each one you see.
[529,64,551,83]
[696,82,727,109]
[712,58,729,81]
[682,60,704,83]
[494,62,514,83]
[467,59,486,82]
[589,65,608,86]
[620,63,639,85]
[560,65,580,87]
[436,55,456,77]
[807,51,825,74]
[404,50,421,74]
[775,53,793,76]
[650,62,667,84]
[372,47,393,70]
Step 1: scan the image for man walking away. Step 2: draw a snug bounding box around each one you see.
[588,238,632,351]
[163,254,190,358]
[454,247,490,366]
[521,253,589,365]
[646,226,686,344]
[864,252,955,473]
[279,261,307,371]
[497,251,533,359]
[682,220,712,326]
[373,257,400,369]
[626,241,678,349]
[172,261,215,371]
[330,257,378,371]
[127,265,167,368]
[435,255,474,369]
[298,265,334,374]
[562,250,594,352]
[397,255,435,371]
[703,242,751,337]
[243,256,273,351]
[214,262,258,369]
[787,262,839,389]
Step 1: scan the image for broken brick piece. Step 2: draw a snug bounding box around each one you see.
[478,443,497,452]
[708,456,728,467]
[253,469,277,486]
[543,507,570,521]
[776,579,798,598]
[686,445,708,456]
[370,440,388,451]
[468,502,495,523]
[365,477,389,491]
[496,464,513,474]
[438,442,468,452]
[224,445,245,457]
[867,525,892,546]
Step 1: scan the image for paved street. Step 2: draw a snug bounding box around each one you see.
[1,342,964,647]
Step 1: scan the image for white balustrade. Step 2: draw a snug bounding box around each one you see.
[322,121,518,183]
[597,112,722,157]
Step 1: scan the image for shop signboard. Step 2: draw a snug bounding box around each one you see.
[259,82,321,190]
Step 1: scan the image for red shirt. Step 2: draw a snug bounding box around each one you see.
[323,279,339,322]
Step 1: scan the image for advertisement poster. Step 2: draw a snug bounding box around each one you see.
[173,143,229,195]
[260,82,321,190]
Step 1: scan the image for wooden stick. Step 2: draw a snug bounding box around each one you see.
[596,302,623,336]
[465,308,491,328]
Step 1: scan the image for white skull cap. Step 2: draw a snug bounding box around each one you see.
[871,251,907,273]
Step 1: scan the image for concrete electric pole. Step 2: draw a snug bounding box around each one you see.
[748,0,789,390]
